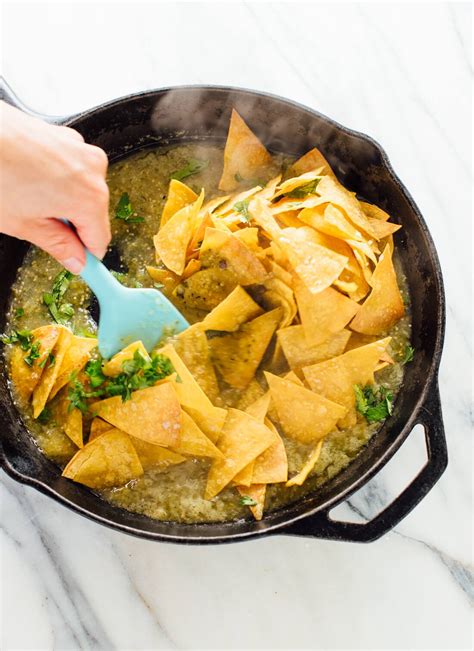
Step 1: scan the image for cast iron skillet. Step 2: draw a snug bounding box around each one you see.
[0,79,447,544]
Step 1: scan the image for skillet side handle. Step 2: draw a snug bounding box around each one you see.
[281,382,447,543]
[0,76,65,124]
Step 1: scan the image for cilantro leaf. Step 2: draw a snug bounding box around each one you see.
[43,270,74,324]
[115,192,144,223]
[38,352,55,369]
[233,199,251,223]
[84,359,106,388]
[15,307,25,318]
[240,495,258,506]
[0,329,33,350]
[170,159,209,181]
[24,341,41,367]
[37,407,52,424]
[354,384,394,423]
[285,178,321,199]
[401,345,415,365]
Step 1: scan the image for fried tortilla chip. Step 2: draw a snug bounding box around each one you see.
[183,405,227,445]
[302,337,391,427]
[178,267,239,311]
[32,327,73,418]
[93,383,181,447]
[146,265,181,294]
[64,407,83,448]
[62,428,143,489]
[201,286,263,332]
[286,439,323,487]
[237,484,266,521]
[291,147,336,178]
[350,245,404,335]
[294,279,359,346]
[233,227,260,250]
[172,411,223,459]
[300,203,365,242]
[89,417,114,441]
[261,277,297,328]
[182,258,201,280]
[130,437,186,470]
[175,324,219,402]
[200,227,267,285]
[154,190,204,274]
[49,334,97,399]
[161,179,198,227]
[236,378,266,412]
[360,201,391,222]
[278,227,348,294]
[265,372,346,444]
[277,326,351,372]
[251,418,288,484]
[276,170,322,196]
[205,408,275,499]
[209,308,282,389]
[219,109,272,191]
[10,325,62,402]
[233,392,271,486]
[102,341,149,377]
[249,196,282,240]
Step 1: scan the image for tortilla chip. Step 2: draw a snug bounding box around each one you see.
[217,186,262,216]
[291,147,336,178]
[32,327,73,418]
[93,383,181,447]
[172,411,223,459]
[219,109,272,191]
[286,439,323,487]
[154,190,204,275]
[158,343,226,443]
[249,196,282,240]
[294,279,359,346]
[130,437,186,470]
[232,393,271,486]
[277,326,351,372]
[350,245,404,335]
[302,337,391,427]
[261,277,297,328]
[146,266,181,294]
[265,372,346,444]
[175,324,219,402]
[278,227,348,294]
[89,417,114,441]
[284,370,304,386]
[181,258,201,280]
[205,408,275,499]
[251,418,288,484]
[271,195,323,215]
[276,170,322,196]
[49,334,97,399]
[200,227,267,285]
[161,179,198,227]
[360,201,391,222]
[236,378,266,412]
[209,308,282,389]
[178,267,239,311]
[237,484,266,521]
[201,286,263,332]
[10,325,62,402]
[233,227,260,250]
[300,203,365,242]
[102,341,149,377]
[62,428,143,489]
[64,407,83,448]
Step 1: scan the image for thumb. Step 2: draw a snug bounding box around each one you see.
[27,218,86,273]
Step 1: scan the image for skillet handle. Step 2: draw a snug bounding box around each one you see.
[1,76,65,124]
[281,382,447,543]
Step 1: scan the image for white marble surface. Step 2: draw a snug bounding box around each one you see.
[1,2,472,650]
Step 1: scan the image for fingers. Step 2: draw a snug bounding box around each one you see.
[27,218,87,273]
[57,126,85,143]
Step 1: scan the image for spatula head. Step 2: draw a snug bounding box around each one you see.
[97,285,189,359]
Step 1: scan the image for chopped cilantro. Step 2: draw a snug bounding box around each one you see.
[84,359,106,388]
[37,407,52,424]
[401,345,415,365]
[285,178,321,199]
[43,269,74,324]
[24,341,41,367]
[240,495,258,506]
[15,307,25,318]
[0,329,33,350]
[233,199,251,223]
[170,159,208,181]
[39,352,55,369]
[115,192,144,223]
[74,327,97,339]
[111,270,143,287]
[355,384,394,423]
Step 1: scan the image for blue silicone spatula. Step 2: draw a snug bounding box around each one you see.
[79,249,189,359]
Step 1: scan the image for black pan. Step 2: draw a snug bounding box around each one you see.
[0,79,447,544]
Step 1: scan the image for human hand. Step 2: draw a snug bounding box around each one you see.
[0,101,110,273]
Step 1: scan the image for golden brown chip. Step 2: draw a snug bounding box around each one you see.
[102,341,149,377]
[302,337,391,427]
[294,279,359,346]
[209,308,282,389]
[49,334,97,399]
[277,326,351,372]
[300,203,365,242]
[201,286,263,332]
[219,109,272,191]
[360,201,390,222]
[350,245,404,335]
[92,383,181,447]
[232,227,260,251]
[232,393,271,486]
[183,405,227,445]
[276,170,322,196]
[175,324,220,403]
[154,190,204,274]
[236,484,266,521]
[205,408,275,499]
[178,267,239,311]
[89,417,114,441]
[131,437,186,471]
[261,277,297,329]
[32,327,73,418]
[251,418,288,484]
[146,266,181,294]
[161,179,198,227]
[265,372,346,444]
[10,325,62,402]
[172,411,223,459]
[291,147,336,178]
[64,407,83,448]
[62,428,143,489]
[286,439,323,487]
[182,258,201,280]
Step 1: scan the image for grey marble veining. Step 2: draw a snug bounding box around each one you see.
[1,2,472,650]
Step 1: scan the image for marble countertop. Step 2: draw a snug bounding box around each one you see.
[1,2,472,650]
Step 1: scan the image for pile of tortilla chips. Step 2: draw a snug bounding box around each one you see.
[8,109,407,522]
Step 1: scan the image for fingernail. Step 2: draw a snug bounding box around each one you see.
[90,246,107,260]
[63,257,84,274]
